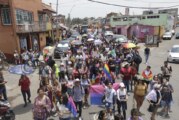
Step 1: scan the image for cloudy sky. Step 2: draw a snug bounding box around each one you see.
[42,0,179,18]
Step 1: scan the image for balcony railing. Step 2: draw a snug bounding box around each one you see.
[16,21,52,33]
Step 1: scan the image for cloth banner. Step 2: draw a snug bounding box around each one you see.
[90,83,119,105]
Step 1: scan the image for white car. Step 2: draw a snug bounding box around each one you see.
[167,45,179,63]
[163,32,172,40]
[105,31,114,36]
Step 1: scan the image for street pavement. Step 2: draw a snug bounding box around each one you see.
[3,28,179,120]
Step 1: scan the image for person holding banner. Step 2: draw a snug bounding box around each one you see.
[104,82,116,119]
[116,82,128,120]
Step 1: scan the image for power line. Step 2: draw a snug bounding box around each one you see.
[88,0,179,9]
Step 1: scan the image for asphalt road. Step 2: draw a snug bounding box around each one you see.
[3,27,179,120]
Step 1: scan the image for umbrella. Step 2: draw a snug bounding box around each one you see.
[9,64,34,75]
[94,39,103,45]
[71,40,82,45]
[82,34,88,37]
[123,43,136,48]
[43,46,53,55]
[87,38,94,42]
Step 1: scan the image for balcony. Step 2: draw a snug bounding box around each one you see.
[16,21,52,33]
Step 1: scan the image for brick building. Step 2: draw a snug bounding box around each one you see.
[0,0,55,61]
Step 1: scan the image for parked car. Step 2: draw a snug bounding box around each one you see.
[54,40,70,59]
[112,34,128,43]
[175,33,179,39]
[104,31,114,36]
[163,32,172,40]
[167,45,179,63]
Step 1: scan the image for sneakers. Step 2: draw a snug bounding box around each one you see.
[79,117,82,120]
[28,99,31,103]
[127,93,130,96]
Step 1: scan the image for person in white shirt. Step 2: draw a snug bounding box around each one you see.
[116,82,128,120]
[104,82,116,117]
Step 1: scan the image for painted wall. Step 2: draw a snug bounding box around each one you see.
[110,14,168,28]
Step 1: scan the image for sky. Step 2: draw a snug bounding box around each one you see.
[42,0,179,18]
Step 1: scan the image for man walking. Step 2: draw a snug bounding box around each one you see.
[72,78,85,120]
[144,46,150,64]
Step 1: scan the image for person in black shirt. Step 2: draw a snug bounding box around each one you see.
[144,47,150,64]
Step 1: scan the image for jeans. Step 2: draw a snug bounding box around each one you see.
[122,80,130,92]
[0,87,7,100]
[74,101,83,117]
[21,89,31,104]
[145,54,149,63]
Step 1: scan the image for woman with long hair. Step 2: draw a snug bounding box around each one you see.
[32,88,51,120]
[134,75,147,114]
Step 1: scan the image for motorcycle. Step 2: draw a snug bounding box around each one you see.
[0,100,15,120]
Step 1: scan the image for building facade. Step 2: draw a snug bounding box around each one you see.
[110,13,173,31]
[0,0,55,60]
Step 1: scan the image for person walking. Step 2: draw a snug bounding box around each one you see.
[134,75,147,114]
[161,61,172,80]
[116,82,128,120]
[120,62,132,95]
[146,84,162,120]
[144,47,150,64]
[19,74,31,107]
[72,78,85,120]
[0,71,7,100]
[104,82,116,119]
[142,66,153,89]
[160,78,174,118]
[13,50,20,65]
[32,88,51,120]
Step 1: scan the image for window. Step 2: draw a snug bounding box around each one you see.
[1,8,11,25]
[16,9,33,24]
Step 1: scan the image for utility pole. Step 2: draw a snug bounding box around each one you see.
[56,0,59,15]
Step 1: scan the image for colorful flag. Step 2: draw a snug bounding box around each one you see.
[90,83,119,105]
[103,64,112,82]
[68,96,77,117]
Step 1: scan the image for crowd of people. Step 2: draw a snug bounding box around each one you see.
[0,30,175,120]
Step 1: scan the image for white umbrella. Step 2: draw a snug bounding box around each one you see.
[87,38,94,42]
[94,39,103,45]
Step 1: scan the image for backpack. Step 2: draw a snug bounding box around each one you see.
[133,53,142,64]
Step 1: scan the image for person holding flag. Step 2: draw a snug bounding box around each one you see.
[142,65,153,89]
[103,63,113,83]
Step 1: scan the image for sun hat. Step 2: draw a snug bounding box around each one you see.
[74,78,80,82]
[120,82,125,88]
[121,61,129,67]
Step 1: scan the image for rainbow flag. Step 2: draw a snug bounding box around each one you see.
[103,63,112,82]
[90,83,119,105]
